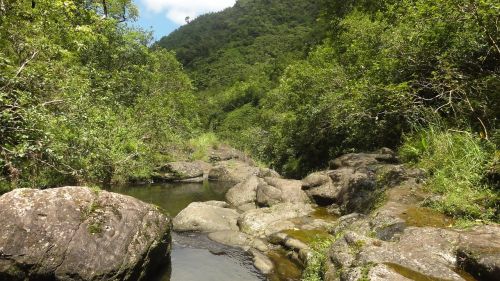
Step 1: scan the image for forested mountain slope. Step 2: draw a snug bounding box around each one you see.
[156,0,322,90]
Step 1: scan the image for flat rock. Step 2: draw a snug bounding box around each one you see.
[328,148,398,169]
[326,227,469,281]
[173,202,239,232]
[208,160,261,183]
[155,160,211,182]
[0,187,171,281]
[457,225,500,281]
[238,203,314,237]
[250,249,274,275]
[208,231,268,252]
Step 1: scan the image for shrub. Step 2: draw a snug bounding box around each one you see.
[400,127,498,222]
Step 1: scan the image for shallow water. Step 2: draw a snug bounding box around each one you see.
[110,182,266,281]
[110,181,233,216]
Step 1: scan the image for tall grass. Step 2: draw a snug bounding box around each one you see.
[188,132,220,161]
[399,127,498,222]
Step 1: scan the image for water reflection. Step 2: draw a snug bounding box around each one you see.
[110,182,265,281]
[110,181,232,216]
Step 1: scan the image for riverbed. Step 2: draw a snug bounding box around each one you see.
[110,182,270,281]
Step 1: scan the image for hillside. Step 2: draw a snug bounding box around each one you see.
[156,0,322,90]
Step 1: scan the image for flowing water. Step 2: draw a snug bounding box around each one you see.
[110,182,266,281]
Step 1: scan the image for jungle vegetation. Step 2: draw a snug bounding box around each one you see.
[1,0,498,222]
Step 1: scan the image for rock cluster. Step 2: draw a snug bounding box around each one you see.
[171,147,499,281]
[153,144,279,184]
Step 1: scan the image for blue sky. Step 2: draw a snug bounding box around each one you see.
[131,0,236,40]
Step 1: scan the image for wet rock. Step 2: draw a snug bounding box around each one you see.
[268,232,309,253]
[208,231,268,252]
[0,187,171,281]
[365,264,414,281]
[250,249,274,275]
[326,204,342,216]
[256,177,310,207]
[370,213,406,241]
[155,161,211,182]
[238,203,314,237]
[173,201,239,232]
[457,225,500,281]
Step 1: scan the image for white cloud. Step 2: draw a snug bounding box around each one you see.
[142,0,236,25]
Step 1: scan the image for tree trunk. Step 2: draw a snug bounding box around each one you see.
[102,0,108,18]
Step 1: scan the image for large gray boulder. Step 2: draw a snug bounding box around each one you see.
[302,167,378,213]
[256,177,309,207]
[0,187,171,281]
[326,228,462,281]
[173,201,239,232]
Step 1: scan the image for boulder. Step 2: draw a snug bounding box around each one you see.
[456,225,500,281]
[225,176,260,209]
[154,161,211,182]
[173,201,239,232]
[208,160,280,184]
[238,203,314,237]
[0,187,171,281]
[208,160,261,183]
[256,177,309,207]
[302,167,380,213]
[302,171,338,206]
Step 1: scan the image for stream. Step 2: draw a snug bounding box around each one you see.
[110,182,270,281]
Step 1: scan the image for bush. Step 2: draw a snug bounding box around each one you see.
[400,127,498,222]
[188,133,220,161]
[302,234,340,281]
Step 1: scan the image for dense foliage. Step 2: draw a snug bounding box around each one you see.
[156,0,322,129]
[2,0,498,223]
[159,0,499,178]
[0,0,200,192]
